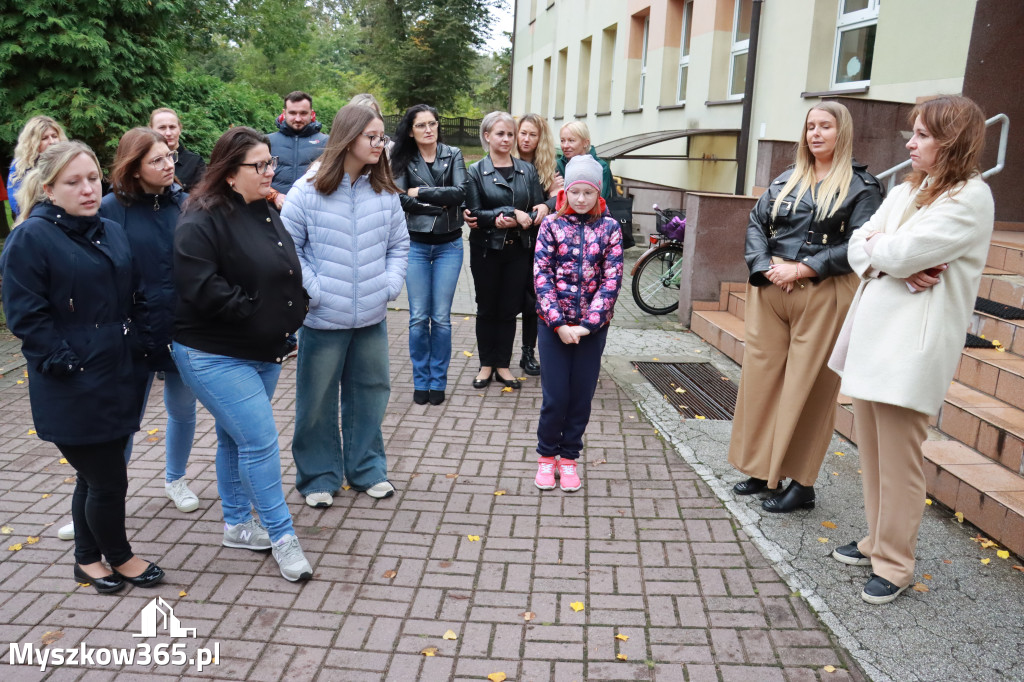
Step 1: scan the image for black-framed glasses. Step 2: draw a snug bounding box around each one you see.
[146,150,179,169]
[413,120,439,131]
[363,134,390,148]
[239,156,279,174]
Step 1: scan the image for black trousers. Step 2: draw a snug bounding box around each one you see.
[536,324,609,460]
[470,240,532,368]
[56,436,134,566]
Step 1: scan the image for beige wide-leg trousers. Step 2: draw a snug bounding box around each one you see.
[852,398,931,587]
[728,272,858,489]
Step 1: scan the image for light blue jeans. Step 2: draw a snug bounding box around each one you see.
[170,342,295,542]
[124,370,197,482]
[406,239,463,391]
[292,322,391,496]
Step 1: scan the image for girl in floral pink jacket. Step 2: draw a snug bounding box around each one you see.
[533,155,624,492]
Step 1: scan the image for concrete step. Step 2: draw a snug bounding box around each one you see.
[938,381,1024,475]
[691,310,745,364]
[989,231,1024,276]
[727,290,746,322]
[954,347,1024,404]
[923,440,1024,559]
[978,272,1024,309]
[970,310,1024,355]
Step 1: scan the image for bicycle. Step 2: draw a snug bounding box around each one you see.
[630,205,686,315]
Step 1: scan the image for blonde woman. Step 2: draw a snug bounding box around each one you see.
[557,121,613,202]
[829,96,994,604]
[7,115,67,221]
[727,101,883,513]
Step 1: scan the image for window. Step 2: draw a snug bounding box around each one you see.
[555,48,568,118]
[525,66,534,112]
[542,57,552,116]
[625,12,649,110]
[576,38,592,115]
[598,25,617,112]
[639,16,650,107]
[676,0,693,103]
[728,0,752,98]
[832,0,879,87]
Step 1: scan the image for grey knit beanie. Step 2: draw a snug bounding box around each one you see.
[564,155,603,192]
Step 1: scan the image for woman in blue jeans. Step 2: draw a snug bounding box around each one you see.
[281,104,409,508]
[391,104,467,405]
[101,127,199,513]
[172,127,313,582]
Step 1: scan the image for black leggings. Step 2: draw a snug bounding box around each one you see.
[57,436,134,567]
[470,241,533,368]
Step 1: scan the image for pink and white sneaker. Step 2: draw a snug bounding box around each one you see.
[536,457,557,489]
[559,460,581,492]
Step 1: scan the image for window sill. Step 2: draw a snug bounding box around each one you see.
[594,111,612,117]
[801,86,869,98]
[573,112,588,118]
[622,108,643,115]
[706,98,743,106]
[657,103,685,111]
[546,1,555,8]
[552,116,564,121]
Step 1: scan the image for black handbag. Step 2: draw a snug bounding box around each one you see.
[607,194,635,249]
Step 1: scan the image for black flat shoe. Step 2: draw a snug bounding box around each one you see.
[413,390,429,405]
[114,562,165,588]
[428,390,445,405]
[733,477,770,495]
[74,564,125,594]
[472,371,492,389]
[519,346,540,376]
[494,371,521,389]
[762,480,815,513]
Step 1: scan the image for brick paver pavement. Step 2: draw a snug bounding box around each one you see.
[0,309,863,680]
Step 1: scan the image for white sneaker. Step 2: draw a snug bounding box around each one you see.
[272,534,313,582]
[305,492,333,508]
[222,518,272,551]
[165,478,200,513]
[57,522,75,540]
[365,481,395,499]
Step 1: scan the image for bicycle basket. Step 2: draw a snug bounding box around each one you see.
[656,209,686,241]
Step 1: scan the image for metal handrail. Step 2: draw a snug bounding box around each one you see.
[875,113,1010,192]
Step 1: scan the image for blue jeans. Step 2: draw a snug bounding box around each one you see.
[293,323,391,495]
[170,342,295,542]
[124,370,197,481]
[406,239,463,390]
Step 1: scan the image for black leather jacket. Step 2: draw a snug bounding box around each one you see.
[465,155,546,250]
[395,143,467,235]
[745,162,883,286]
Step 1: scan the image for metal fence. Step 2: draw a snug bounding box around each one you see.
[381,115,484,149]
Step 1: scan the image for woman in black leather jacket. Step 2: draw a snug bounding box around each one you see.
[465,111,549,390]
[392,104,467,406]
[727,101,882,513]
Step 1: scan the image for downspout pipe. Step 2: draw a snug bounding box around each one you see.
[507,1,518,110]
[735,0,764,195]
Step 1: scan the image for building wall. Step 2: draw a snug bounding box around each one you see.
[512,0,982,196]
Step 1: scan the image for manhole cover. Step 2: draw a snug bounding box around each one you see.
[633,361,737,420]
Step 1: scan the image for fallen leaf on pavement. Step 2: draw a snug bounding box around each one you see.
[954,511,964,523]
[981,558,991,565]
[570,601,584,612]
[824,665,837,673]
[467,535,480,542]
[997,550,1010,560]
[420,647,438,657]
[463,351,473,357]
[923,574,932,580]
[615,633,629,641]
[28,430,36,435]
[980,539,998,549]
[8,543,22,551]
[833,451,845,457]
[0,526,12,534]
[520,611,535,621]
[912,583,929,592]
[1013,566,1024,573]
[616,653,628,661]
[501,386,513,392]
[821,521,837,529]
[63,477,75,484]
[439,561,452,568]
[943,559,952,564]
[41,630,63,646]
[925,499,933,505]
[487,674,507,682]
[147,428,159,435]
[818,537,829,544]
[442,630,457,640]
[383,570,397,579]
[179,591,187,597]
[58,458,67,464]
[25,536,39,545]
[493,490,506,496]
[342,485,351,491]
[445,473,459,479]
[674,387,685,393]
[41,494,51,499]
[695,415,706,420]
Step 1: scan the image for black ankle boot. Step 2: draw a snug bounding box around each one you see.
[733,477,769,495]
[519,346,540,376]
[762,480,815,513]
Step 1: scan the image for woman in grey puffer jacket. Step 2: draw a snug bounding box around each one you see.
[281,105,410,508]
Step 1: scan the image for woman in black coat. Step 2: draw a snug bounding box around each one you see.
[0,141,164,593]
[464,111,549,390]
[391,104,467,405]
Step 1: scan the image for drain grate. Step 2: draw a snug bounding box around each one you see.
[634,361,738,420]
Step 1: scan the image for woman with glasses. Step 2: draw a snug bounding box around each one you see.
[101,128,199,513]
[464,111,549,391]
[171,127,314,582]
[6,115,67,221]
[281,104,409,508]
[391,104,467,406]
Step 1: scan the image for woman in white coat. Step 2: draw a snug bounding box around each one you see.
[828,95,994,604]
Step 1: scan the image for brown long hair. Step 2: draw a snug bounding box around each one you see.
[186,127,270,212]
[110,127,168,204]
[905,95,987,207]
[313,105,398,195]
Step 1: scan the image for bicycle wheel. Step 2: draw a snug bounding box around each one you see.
[631,243,686,315]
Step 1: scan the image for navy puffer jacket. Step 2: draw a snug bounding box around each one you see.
[268,120,328,193]
[0,203,147,444]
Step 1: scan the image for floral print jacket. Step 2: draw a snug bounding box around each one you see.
[534,201,624,331]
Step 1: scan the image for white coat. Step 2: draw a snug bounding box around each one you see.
[829,175,994,415]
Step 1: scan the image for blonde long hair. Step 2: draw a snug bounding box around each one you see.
[14,141,100,226]
[771,102,855,222]
[11,115,68,184]
[515,114,558,193]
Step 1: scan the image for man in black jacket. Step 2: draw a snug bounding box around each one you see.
[267,91,329,208]
[150,108,206,192]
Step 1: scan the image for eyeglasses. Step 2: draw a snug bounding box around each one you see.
[413,121,439,131]
[146,150,179,169]
[363,134,390,148]
[239,156,279,174]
